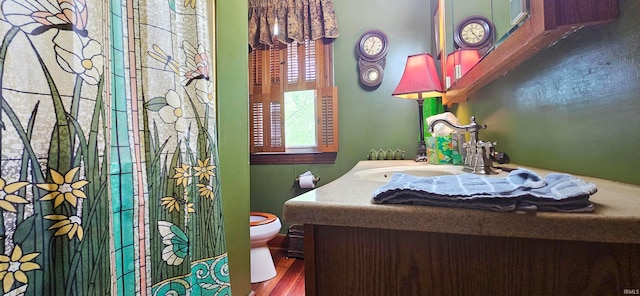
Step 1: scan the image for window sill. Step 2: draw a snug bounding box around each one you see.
[250,151,337,165]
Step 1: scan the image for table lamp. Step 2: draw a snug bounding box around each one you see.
[392,53,443,161]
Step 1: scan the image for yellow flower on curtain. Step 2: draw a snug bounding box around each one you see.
[0,178,30,212]
[160,196,180,213]
[36,167,89,208]
[196,183,214,200]
[193,158,215,181]
[185,202,195,213]
[173,164,192,188]
[183,0,196,9]
[160,196,195,214]
[0,245,40,293]
[44,214,84,241]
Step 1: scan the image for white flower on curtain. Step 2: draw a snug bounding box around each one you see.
[194,80,215,108]
[53,32,104,85]
[158,89,188,132]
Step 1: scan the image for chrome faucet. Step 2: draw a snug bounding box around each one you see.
[428,116,498,174]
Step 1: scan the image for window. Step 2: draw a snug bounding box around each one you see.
[284,90,316,148]
[249,39,338,164]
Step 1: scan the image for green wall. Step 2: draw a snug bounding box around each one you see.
[250,0,434,232]
[217,0,251,295]
[457,0,640,185]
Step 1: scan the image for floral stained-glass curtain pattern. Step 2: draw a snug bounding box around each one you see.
[0,0,229,295]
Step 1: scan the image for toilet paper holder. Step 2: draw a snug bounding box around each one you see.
[295,175,320,184]
[296,171,320,189]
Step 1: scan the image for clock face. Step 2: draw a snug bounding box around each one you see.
[461,22,486,45]
[366,67,379,81]
[454,16,494,49]
[363,36,383,56]
[358,30,388,61]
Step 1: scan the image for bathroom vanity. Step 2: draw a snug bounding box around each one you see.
[283,161,640,295]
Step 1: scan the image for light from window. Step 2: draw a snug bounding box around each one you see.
[284,90,316,148]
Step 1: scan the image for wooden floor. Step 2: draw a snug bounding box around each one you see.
[251,235,305,296]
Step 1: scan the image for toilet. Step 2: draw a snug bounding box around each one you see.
[249,212,282,283]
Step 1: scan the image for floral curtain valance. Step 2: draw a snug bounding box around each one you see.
[248,0,340,49]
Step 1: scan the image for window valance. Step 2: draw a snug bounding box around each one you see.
[248,0,339,49]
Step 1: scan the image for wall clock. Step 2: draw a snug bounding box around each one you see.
[453,15,495,50]
[357,29,389,61]
[357,29,389,87]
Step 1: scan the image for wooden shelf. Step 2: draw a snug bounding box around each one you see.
[443,0,619,106]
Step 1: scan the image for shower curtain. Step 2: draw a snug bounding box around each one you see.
[0,0,230,295]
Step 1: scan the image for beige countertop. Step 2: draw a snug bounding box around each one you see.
[283,160,640,244]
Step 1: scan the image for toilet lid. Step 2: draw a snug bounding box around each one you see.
[249,212,278,226]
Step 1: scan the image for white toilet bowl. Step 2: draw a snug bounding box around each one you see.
[249,212,282,283]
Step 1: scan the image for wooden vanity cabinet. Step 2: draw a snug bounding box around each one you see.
[303,224,639,296]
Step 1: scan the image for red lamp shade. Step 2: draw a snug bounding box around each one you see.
[445,49,481,87]
[392,53,443,99]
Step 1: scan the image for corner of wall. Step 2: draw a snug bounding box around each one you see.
[216,0,251,294]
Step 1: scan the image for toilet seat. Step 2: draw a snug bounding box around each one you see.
[250,212,277,227]
[249,211,281,283]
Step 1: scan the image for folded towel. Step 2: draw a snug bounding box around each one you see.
[371,169,597,212]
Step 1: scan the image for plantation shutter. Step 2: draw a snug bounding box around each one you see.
[317,86,338,152]
[285,40,318,91]
[249,44,285,152]
[249,39,338,154]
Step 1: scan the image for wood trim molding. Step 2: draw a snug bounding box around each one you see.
[250,152,337,165]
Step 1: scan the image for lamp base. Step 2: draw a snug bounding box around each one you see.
[414,140,428,162]
[415,99,428,162]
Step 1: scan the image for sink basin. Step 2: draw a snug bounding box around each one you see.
[354,165,463,182]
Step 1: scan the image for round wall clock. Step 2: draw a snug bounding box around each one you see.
[359,62,384,87]
[357,30,389,62]
[454,15,495,49]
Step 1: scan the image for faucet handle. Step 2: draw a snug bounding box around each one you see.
[469,116,488,131]
[476,141,496,148]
